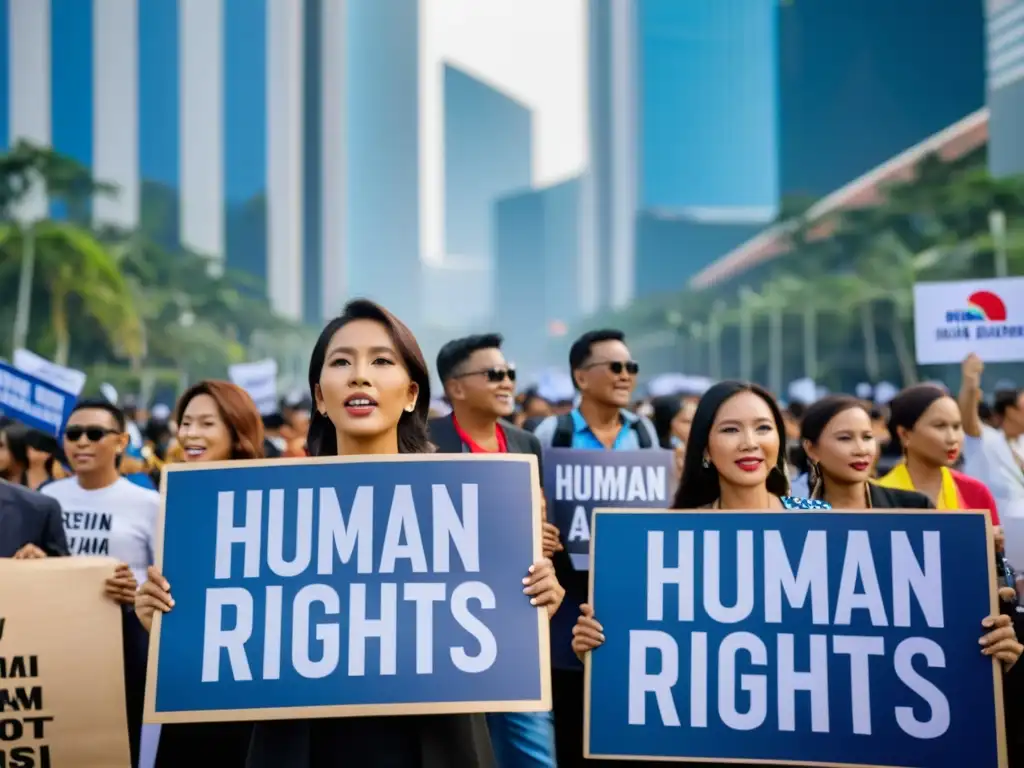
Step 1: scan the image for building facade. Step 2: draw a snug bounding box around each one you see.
[987,0,1024,176]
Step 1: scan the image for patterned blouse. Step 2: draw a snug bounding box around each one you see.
[780,496,832,510]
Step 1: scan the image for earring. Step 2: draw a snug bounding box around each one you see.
[702,457,710,469]
[405,404,415,413]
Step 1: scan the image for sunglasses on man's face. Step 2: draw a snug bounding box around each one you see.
[64,426,120,443]
[456,367,517,384]
[586,360,640,376]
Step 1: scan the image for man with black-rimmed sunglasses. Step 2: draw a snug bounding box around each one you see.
[429,333,563,768]
[532,327,658,768]
[40,397,160,768]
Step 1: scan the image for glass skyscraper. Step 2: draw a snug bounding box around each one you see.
[987,0,1024,176]
[584,0,780,310]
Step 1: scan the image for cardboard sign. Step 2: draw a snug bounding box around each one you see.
[0,557,131,768]
[543,448,675,570]
[145,454,551,723]
[585,508,1006,768]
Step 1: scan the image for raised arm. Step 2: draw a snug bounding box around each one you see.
[958,353,984,439]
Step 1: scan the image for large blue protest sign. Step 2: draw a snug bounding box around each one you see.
[145,454,550,723]
[0,360,77,437]
[543,448,675,570]
[586,509,1006,768]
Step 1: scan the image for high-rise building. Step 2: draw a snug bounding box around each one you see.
[345,0,421,323]
[583,0,780,311]
[987,0,1024,176]
[443,63,532,270]
[0,0,355,324]
[639,0,779,220]
[779,0,985,197]
[495,177,581,376]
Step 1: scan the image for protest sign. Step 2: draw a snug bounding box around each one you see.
[0,557,131,768]
[543,448,675,570]
[145,453,550,723]
[228,359,279,416]
[0,360,77,437]
[585,508,1006,768]
[914,277,1024,364]
[12,349,87,397]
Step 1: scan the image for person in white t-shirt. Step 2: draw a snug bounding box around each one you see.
[41,398,159,594]
[41,397,160,768]
[958,355,1024,519]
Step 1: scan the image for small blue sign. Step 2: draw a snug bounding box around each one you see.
[145,454,550,723]
[0,360,76,437]
[543,448,675,571]
[586,509,1005,768]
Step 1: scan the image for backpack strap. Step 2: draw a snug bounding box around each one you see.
[551,413,575,448]
[630,418,654,449]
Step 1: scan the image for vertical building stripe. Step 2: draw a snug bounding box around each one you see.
[92,0,139,229]
[50,0,92,221]
[302,0,322,325]
[224,0,267,284]
[266,0,304,320]
[608,0,636,308]
[180,0,224,265]
[320,0,347,321]
[139,0,179,249]
[9,0,51,222]
[419,0,442,266]
[0,0,9,151]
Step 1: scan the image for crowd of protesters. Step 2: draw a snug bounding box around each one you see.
[2,298,1024,768]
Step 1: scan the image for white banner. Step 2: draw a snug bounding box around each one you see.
[228,358,279,416]
[13,348,86,396]
[913,277,1024,364]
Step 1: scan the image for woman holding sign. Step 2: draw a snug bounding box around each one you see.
[573,383,1023,767]
[136,380,265,768]
[137,300,563,768]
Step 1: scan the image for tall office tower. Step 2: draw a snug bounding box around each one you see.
[441,62,532,328]
[987,0,1024,176]
[779,0,985,197]
[495,177,581,377]
[0,0,349,323]
[345,0,421,324]
[583,0,779,309]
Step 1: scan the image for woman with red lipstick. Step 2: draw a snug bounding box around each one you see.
[800,395,932,509]
[876,384,1000,523]
[139,301,562,768]
[135,380,264,768]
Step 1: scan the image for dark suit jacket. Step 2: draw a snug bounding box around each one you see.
[868,483,933,509]
[0,479,68,557]
[429,415,544,480]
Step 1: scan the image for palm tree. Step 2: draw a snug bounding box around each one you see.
[0,221,142,365]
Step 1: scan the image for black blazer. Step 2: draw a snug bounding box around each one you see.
[428,415,544,480]
[0,479,68,557]
[868,483,933,509]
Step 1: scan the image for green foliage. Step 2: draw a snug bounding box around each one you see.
[589,148,1024,390]
[0,142,304,387]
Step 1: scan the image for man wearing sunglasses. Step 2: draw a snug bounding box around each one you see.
[40,397,160,768]
[429,333,562,768]
[532,328,657,768]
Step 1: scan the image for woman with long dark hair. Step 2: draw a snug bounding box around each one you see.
[571,384,1022,767]
[800,395,932,509]
[139,300,562,768]
[671,380,826,511]
[135,380,265,768]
